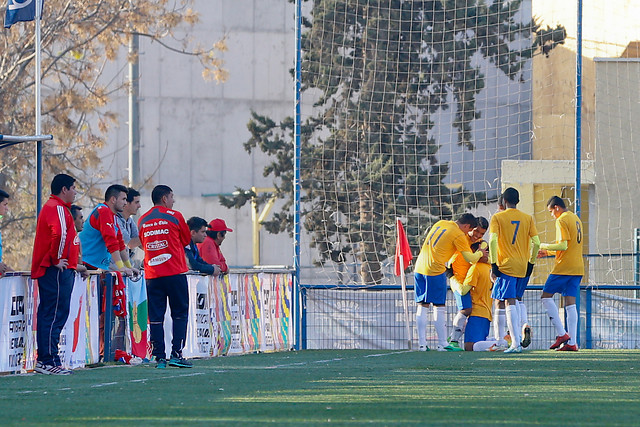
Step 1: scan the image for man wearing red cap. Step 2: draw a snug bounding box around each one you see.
[198,218,232,274]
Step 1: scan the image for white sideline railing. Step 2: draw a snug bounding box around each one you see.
[0,269,293,374]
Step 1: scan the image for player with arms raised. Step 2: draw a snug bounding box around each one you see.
[414,213,483,351]
[489,187,540,353]
[538,196,584,351]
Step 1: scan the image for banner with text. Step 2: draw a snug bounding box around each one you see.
[0,276,27,373]
[0,271,292,373]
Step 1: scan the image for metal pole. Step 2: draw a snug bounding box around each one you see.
[634,228,640,296]
[251,189,259,266]
[128,33,140,187]
[35,0,43,215]
[399,254,412,350]
[585,287,592,349]
[293,0,302,351]
[574,0,583,343]
[575,0,583,218]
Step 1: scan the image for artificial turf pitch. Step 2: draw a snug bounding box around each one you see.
[1,349,639,425]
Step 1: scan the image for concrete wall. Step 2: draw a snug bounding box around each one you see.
[594,59,640,254]
[96,0,297,269]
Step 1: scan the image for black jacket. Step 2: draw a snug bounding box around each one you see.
[184,241,215,275]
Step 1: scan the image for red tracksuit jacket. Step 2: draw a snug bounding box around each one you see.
[138,206,191,279]
[31,195,80,279]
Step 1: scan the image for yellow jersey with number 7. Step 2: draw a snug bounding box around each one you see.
[489,209,538,278]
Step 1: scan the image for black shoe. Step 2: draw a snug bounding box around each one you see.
[168,356,193,368]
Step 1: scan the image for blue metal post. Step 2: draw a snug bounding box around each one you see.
[575,289,581,347]
[575,0,583,218]
[103,273,114,362]
[585,287,592,349]
[300,287,307,350]
[293,0,302,351]
[634,228,640,297]
[573,0,583,343]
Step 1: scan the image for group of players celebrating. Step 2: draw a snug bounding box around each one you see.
[413,187,584,353]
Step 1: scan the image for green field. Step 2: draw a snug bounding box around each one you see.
[1,349,639,425]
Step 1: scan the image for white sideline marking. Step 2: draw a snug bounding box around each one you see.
[91,382,118,388]
[17,371,206,395]
[90,372,204,388]
[365,350,412,358]
[261,350,411,369]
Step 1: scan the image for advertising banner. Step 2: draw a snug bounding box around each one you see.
[0,276,27,373]
[184,274,212,358]
[126,276,150,359]
[60,274,88,369]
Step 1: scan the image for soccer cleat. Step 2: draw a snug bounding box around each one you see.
[504,345,523,354]
[443,344,464,352]
[488,343,508,352]
[418,345,430,352]
[447,341,462,350]
[168,356,193,368]
[436,345,447,352]
[521,324,532,348]
[156,358,167,369]
[556,343,578,351]
[34,361,72,375]
[504,333,512,347]
[550,333,570,350]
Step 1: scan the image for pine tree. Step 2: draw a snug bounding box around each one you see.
[223,0,565,284]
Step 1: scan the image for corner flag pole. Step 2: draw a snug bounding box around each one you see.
[399,254,412,350]
[35,0,43,215]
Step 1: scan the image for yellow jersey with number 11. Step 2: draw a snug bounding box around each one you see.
[414,220,472,276]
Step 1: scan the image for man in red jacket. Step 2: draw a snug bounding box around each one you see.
[138,185,192,369]
[198,218,232,274]
[31,174,80,375]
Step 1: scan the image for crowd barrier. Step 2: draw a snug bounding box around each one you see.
[301,284,640,350]
[0,269,293,374]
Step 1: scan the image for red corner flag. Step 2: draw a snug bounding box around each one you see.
[394,219,413,276]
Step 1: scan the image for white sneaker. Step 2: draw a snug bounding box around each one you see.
[504,345,523,354]
[488,343,508,352]
[436,345,447,352]
[418,345,429,352]
[34,361,72,375]
[129,356,143,366]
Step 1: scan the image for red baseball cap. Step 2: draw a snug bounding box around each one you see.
[208,218,233,232]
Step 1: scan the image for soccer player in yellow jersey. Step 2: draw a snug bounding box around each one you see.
[538,196,584,351]
[462,241,505,351]
[489,187,540,353]
[414,213,483,351]
[446,216,488,348]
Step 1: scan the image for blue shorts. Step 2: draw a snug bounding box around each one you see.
[453,291,472,310]
[414,272,447,305]
[543,274,582,297]
[464,316,491,344]
[491,274,519,301]
[516,275,530,299]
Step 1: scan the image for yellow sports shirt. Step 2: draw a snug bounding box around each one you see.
[466,262,492,321]
[550,211,584,276]
[489,209,538,278]
[414,220,472,276]
[449,235,473,283]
